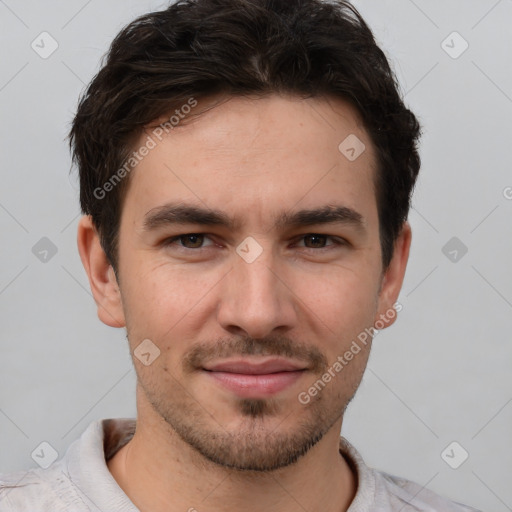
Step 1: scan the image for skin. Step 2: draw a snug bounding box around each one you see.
[78,94,411,512]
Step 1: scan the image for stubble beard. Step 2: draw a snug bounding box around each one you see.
[139,376,354,472]
[134,334,358,472]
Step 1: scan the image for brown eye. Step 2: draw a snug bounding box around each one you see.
[295,234,346,250]
[164,233,213,249]
[178,234,205,248]
[303,234,328,248]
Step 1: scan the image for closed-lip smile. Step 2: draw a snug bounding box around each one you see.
[202,357,308,398]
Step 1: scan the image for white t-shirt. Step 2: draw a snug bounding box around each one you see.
[0,418,481,511]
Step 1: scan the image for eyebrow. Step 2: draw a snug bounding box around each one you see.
[143,203,365,233]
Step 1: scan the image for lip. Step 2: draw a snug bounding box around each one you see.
[202,357,307,398]
[203,357,307,374]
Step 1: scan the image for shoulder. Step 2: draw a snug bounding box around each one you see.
[0,418,134,512]
[0,468,53,511]
[373,470,482,511]
[339,437,482,512]
[0,465,87,512]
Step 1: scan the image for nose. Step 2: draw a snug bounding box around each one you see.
[216,246,298,339]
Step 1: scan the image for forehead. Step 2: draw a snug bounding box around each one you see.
[121,94,378,230]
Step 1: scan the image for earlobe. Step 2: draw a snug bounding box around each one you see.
[77,215,126,328]
[374,222,412,329]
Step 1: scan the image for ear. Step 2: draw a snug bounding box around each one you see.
[77,215,126,328]
[374,222,411,329]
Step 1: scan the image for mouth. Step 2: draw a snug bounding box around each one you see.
[202,357,308,398]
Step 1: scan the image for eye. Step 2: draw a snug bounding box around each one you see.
[162,233,346,252]
[164,233,214,249]
[295,234,345,249]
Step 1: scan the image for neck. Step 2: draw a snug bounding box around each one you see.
[108,412,356,512]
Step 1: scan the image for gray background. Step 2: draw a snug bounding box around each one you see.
[0,1,511,510]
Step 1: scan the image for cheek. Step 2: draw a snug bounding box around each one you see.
[291,263,380,333]
[120,260,217,339]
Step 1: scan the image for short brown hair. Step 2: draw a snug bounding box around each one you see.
[68,0,421,271]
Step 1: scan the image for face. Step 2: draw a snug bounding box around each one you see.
[87,94,408,471]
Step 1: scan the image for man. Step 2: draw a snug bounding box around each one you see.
[0,0,481,510]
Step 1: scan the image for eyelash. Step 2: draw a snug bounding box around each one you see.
[163,233,347,251]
